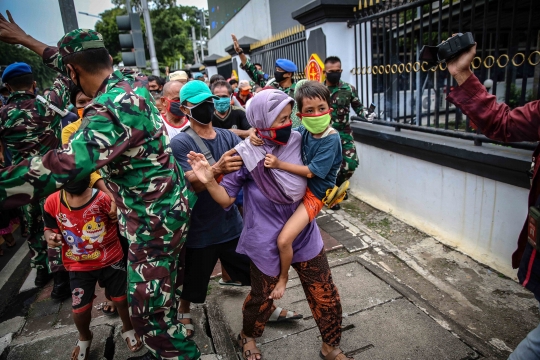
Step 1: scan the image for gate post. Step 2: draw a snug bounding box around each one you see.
[293,1,370,101]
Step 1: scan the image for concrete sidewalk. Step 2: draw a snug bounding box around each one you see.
[1,198,537,359]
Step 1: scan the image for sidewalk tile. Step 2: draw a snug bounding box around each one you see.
[321,230,342,251]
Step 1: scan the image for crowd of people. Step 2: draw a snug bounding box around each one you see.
[0,8,368,360]
[3,6,540,360]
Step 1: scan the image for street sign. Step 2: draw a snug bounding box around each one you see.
[305,53,325,82]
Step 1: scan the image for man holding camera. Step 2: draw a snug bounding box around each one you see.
[447,41,540,359]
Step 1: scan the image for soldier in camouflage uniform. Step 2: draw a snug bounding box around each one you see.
[0,13,199,360]
[324,56,365,205]
[0,62,70,288]
[232,34,297,95]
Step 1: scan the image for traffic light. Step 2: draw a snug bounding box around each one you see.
[116,13,147,67]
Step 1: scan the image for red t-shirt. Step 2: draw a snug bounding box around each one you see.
[43,189,123,271]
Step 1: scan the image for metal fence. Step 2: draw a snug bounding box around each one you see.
[249,25,308,81]
[349,0,540,148]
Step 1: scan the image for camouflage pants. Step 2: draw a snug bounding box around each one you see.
[22,200,47,270]
[128,252,200,360]
[336,126,359,185]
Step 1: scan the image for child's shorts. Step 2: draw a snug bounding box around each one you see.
[303,188,324,222]
[69,259,127,313]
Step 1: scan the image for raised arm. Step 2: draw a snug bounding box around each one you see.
[232,34,267,87]
[0,11,48,57]
[447,42,540,143]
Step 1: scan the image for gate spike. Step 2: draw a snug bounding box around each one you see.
[358,0,362,10]
[364,0,367,8]
[369,0,373,6]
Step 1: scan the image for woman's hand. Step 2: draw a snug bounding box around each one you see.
[187,151,215,184]
[264,154,281,169]
[249,128,264,146]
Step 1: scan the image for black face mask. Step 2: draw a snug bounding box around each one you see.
[274,70,287,83]
[63,176,90,195]
[69,68,90,98]
[169,101,184,117]
[187,101,214,125]
[326,72,342,84]
[257,123,293,145]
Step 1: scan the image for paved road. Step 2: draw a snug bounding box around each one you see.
[0,228,26,272]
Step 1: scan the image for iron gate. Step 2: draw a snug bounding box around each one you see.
[350,0,540,141]
[249,25,308,81]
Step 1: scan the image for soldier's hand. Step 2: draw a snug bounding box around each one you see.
[249,128,264,146]
[231,34,242,54]
[47,233,62,248]
[0,11,27,45]
[215,148,243,175]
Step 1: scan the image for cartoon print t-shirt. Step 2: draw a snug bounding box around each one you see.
[43,189,123,271]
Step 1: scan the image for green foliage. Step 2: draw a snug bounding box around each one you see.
[97,1,208,69]
[0,42,57,90]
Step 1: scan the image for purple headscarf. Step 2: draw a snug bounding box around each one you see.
[235,89,307,204]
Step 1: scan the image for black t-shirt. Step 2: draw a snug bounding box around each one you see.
[212,106,251,130]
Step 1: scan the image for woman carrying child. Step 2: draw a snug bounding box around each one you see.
[187,87,352,360]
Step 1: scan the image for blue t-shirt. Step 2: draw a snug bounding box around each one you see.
[297,126,342,200]
[170,128,244,248]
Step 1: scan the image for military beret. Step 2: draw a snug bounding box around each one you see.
[275,59,297,73]
[2,62,32,83]
[55,29,105,73]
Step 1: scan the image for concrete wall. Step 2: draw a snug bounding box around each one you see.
[207,0,273,56]
[349,141,529,279]
[269,0,308,34]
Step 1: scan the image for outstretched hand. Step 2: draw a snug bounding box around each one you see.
[231,34,241,53]
[187,151,215,184]
[0,11,27,44]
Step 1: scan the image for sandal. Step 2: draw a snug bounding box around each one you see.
[219,278,243,286]
[237,333,262,360]
[121,329,143,353]
[101,302,117,317]
[178,312,195,339]
[268,306,303,323]
[72,333,92,360]
[319,348,354,360]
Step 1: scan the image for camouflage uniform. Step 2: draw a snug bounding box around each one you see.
[0,30,199,360]
[0,75,69,270]
[327,80,365,185]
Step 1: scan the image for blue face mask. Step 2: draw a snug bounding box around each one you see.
[214,97,231,113]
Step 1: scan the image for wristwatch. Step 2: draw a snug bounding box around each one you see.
[237,49,244,55]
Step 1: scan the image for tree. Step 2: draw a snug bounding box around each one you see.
[0,42,57,90]
[95,1,208,69]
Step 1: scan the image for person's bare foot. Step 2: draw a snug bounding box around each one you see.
[269,276,288,300]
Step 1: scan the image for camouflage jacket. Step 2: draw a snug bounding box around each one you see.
[327,80,365,131]
[240,59,296,97]
[0,47,196,270]
[0,76,70,165]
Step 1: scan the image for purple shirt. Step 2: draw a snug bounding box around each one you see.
[221,166,324,277]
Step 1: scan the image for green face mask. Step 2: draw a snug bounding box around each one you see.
[299,110,332,134]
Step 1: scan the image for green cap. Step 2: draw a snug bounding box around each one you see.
[180,80,217,104]
[56,29,106,73]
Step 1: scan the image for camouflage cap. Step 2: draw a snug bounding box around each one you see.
[55,29,106,73]
[58,29,105,57]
